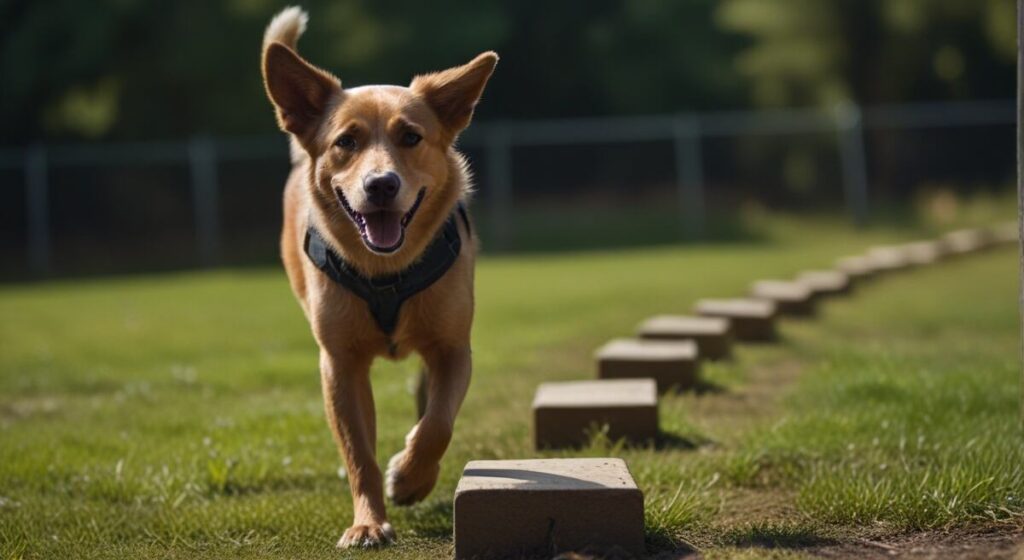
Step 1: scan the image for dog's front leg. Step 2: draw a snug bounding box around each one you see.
[386,344,471,505]
[319,349,394,548]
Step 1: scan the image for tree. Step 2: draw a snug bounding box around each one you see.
[716,0,1016,107]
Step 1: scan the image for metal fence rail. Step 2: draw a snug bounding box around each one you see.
[1,99,1015,277]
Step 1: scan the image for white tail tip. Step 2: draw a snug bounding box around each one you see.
[263,6,308,52]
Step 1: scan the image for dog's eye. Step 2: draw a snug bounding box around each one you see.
[335,134,357,151]
[400,131,422,147]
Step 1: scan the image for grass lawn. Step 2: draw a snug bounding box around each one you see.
[0,215,1021,559]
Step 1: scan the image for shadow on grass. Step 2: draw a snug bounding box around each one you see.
[202,470,345,498]
[721,522,837,549]
[473,205,771,255]
[660,378,727,398]
[398,498,454,539]
[644,531,699,559]
[735,333,789,347]
[655,431,712,451]
[690,379,727,395]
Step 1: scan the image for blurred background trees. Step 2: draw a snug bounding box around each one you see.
[718,0,1016,107]
[0,0,1015,146]
[0,0,1017,278]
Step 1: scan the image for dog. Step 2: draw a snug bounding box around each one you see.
[260,6,496,548]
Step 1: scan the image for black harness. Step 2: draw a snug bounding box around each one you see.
[303,204,470,336]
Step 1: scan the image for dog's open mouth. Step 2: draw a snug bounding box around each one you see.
[336,188,426,254]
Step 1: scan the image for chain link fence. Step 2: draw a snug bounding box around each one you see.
[0,100,1014,280]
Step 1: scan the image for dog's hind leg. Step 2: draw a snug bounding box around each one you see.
[386,344,471,506]
[320,349,395,548]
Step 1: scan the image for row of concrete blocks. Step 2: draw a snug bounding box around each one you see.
[530,224,1017,450]
[453,224,1014,559]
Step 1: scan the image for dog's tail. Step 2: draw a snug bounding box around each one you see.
[263,6,308,54]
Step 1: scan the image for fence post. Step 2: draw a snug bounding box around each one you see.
[672,115,705,240]
[26,145,50,276]
[485,124,512,251]
[836,102,870,227]
[189,135,221,267]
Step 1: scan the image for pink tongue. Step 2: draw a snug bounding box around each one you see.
[363,211,403,249]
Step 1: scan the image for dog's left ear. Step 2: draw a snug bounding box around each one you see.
[411,52,498,135]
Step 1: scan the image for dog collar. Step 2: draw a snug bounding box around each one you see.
[303,203,470,336]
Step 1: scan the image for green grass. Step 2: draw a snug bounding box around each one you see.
[0,215,1021,559]
[766,260,1022,529]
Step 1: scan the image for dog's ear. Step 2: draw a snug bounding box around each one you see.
[262,42,341,143]
[411,51,498,135]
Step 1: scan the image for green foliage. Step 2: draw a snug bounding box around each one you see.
[1,0,743,144]
[717,0,1017,107]
[1,0,1014,144]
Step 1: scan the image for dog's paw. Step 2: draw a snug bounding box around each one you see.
[337,522,395,548]
[386,450,440,506]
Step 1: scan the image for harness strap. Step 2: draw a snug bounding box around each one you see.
[303,204,466,335]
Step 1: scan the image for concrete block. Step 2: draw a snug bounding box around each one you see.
[901,240,947,266]
[533,379,658,449]
[694,298,777,341]
[944,228,992,254]
[637,315,732,359]
[596,338,700,392]
[795,269,851,297]
[749,280,816,316]
[835,255,877,280]
[454,458,645,559]
[866,245,911,272]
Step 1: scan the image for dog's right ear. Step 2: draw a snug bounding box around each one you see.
[262,42,341,144]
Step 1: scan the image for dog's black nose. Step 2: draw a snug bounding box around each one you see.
[363,172,401,207]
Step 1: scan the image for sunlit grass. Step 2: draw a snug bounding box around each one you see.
[0,214,1019,558]
[748,255,1023,530]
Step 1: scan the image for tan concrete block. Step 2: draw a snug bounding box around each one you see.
[866,245,912,272]
[750,280,816,316]
[454,458,645,559]
[795,269,851,297]
[595,338,699,392]
[637,315,732,359]
[532,379,658,449]
[835,255,878,280]
[694,298,777,341]
[944,228,993,254]
[901,240,947,266]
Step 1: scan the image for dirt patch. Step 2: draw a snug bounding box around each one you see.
[714,488,804,529]
[814,523,1024,559]
[678,356,804,442]
[643,523,1024,559]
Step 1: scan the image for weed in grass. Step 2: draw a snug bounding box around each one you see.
[205,458,238,496]
[722,451,765,488]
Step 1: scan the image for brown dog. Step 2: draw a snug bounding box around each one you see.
[260,7,496,548]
